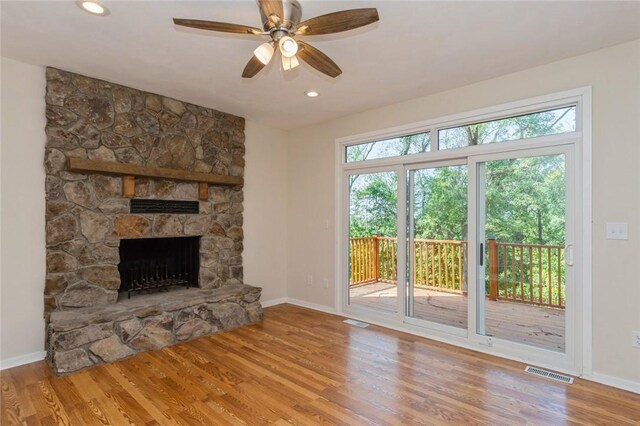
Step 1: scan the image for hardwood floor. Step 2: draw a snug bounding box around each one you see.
[2,304,638,425]
[351,282,565,351]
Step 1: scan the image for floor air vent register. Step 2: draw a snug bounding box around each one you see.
[344,319,370,328]
[524,366,574,384]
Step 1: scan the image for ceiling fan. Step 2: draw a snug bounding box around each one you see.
[173,0,379,78]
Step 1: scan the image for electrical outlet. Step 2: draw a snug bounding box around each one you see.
[307,275,313,286]
[632,331,640,349]
[323,278,329,289]
[606,222,628,240]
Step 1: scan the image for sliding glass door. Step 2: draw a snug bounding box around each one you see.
[402,146,575,371]
[406,162,468,332]
[340,91,585,373]
[474,148,574,356]
[347,169,399,314]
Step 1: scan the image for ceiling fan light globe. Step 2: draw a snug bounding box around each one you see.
[253,42,274,65]
[290,55,300,69]
[281,54,300,71]
[279,36,298,58]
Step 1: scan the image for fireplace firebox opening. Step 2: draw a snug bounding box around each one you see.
[118,236,200,299]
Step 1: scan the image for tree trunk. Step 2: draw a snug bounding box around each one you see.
[537,208,543,244]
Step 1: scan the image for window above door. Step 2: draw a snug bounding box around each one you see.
[438,105,576,150]
[340,90,583,169]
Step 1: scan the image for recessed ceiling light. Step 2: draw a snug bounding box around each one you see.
[305,91,319,98]
[78,1,109,16]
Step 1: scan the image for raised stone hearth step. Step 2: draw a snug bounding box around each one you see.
[48,283,262,374]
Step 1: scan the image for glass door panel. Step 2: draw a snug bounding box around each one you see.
[407,164,468,329]
[477,154,567,352]
[348,171,398,313]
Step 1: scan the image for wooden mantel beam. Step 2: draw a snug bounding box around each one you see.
[68,158,243,187]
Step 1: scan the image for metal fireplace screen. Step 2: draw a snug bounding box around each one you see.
[130,199,199,214]
[118,236,200,298]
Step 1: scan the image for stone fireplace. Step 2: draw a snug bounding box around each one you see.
[43,68,262,373]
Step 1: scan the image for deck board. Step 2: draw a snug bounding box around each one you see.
[350,282,565,351]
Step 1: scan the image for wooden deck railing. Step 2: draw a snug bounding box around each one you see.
[350,236,467,292]
[349,237,377,285]
[488,239,565,308]
[413,239,467,293]
[349,236,565,308]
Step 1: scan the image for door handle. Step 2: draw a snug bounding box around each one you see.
[480,243,484,266]
[564,243,574,267]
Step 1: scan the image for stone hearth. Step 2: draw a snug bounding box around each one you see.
[43,68,262,373]
[49,284,262,374]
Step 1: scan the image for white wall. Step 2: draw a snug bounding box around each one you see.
[0,57,47,365]
[286,40,640,385]
[244,121,288,303]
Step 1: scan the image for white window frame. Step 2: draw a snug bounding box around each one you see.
[334,87,592,376]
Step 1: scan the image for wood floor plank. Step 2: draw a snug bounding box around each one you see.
[2,304,638,425]
[37,380,73,426]
[102,363,178,425]
[235,380,319,426]
[0,370,28,425]
[199,397,249,425]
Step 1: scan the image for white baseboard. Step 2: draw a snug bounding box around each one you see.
[0,351,46,370]
[262,297,338,315]
[285,298,338,315]
[584,372,640,394]
[261,297,288,308]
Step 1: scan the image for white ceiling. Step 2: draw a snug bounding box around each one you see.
[2,1,639,129]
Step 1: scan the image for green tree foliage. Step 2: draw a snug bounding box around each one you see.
[414,166,468,241]
[349,133,429,237]
[348,117,569,302]
[485,155,565,245]
[349,110,569,246]
[350,172,397,237]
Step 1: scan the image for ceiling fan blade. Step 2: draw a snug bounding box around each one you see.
[297,41,342,78]
[258,0,284,25]
[295,8,379,35]
[173,19,262,35]
[242,55,266,78]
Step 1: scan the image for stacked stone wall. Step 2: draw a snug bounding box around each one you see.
[44,68,246,314]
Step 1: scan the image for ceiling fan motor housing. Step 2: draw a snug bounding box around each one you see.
[261,0,301,31]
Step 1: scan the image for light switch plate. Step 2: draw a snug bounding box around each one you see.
[606,222,628,240]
